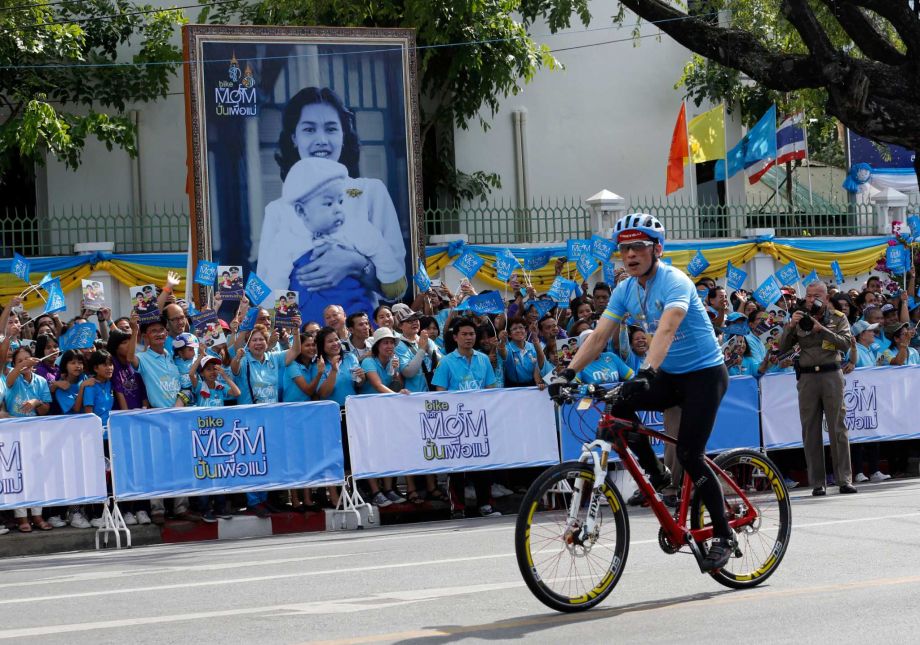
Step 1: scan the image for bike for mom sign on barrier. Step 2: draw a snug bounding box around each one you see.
[345,388,560,479]
[558,375,761,461]
[109,401,345,499]
[760,365,920,450]
[0,415,107,510]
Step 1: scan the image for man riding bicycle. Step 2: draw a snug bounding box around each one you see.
[550,213,733,571]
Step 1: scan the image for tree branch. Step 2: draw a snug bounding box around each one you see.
[781,0,836,63]
[842,0,920,56]
[819,1,906,65]
[615,0,825,91]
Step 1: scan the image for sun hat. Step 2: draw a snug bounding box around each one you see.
[851,320,879,336]
[367,326,399,351]
[391,303,423,325]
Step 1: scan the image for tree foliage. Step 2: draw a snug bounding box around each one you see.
[0,1,187,175]
[614,0,920,175]
[203,0,591,201]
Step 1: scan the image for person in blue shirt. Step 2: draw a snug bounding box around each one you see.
[283,331,323,402]
[5,345,52,418]
[722,334,761,377]
[230,319,301,406]
[80,349,117,427]
[53,349,87,414]
[172,332,198,405]
[189,354,241,408]
[315,326,363,406]
[503,317,546,387]
[393,305,439,393]
[845,320,881,369]
[431,319,501,517]
[575,330,635,384]
[880,322,920,366]
[552,213,733,571]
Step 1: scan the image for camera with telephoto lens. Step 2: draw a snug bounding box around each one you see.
[792,297,823,332]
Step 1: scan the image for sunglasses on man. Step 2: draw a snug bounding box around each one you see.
[618,241,655,254]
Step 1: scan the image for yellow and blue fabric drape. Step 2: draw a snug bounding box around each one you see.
[426,235,893,291]
[0,253,187,308]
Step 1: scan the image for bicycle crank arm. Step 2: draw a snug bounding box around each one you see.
[685,535,708,573]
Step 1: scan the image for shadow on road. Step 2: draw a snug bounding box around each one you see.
[393,589,736,643]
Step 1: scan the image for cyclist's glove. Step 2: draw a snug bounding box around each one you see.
[620,367,657,401]
[547,368,577,404]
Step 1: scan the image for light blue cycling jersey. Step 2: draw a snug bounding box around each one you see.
[602,263,724,374]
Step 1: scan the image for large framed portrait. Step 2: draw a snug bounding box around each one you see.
[183,25,422,323]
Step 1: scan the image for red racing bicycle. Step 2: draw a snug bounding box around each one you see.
[515,382,791,612]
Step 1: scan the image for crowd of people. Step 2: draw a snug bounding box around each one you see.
[1,255,916,534]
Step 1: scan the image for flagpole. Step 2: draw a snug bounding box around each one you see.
[683,101,698,210]
[722,102,730,210]
[802,114,814,206]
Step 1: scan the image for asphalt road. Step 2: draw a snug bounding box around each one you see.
[1,478,919,644]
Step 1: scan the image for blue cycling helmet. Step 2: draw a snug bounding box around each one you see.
[613,213,666,246]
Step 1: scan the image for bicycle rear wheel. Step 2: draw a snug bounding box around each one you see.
[515,461,630,612]
[691,448,791,588]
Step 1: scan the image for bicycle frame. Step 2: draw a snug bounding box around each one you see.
[569,408,759,554]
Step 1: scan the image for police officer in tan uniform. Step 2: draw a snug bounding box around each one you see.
[779,281,856,496]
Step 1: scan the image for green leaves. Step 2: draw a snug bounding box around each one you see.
[0,0,184,170]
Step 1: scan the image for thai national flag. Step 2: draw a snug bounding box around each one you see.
[775,112,808,166]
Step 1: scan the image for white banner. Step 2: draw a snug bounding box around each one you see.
[0,414,107,510]
[345,388,559,478]
[761,366,920,450]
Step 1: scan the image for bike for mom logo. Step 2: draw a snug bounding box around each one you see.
[419,400,491,462]
[191,416,268,481]
[0,441,23,495]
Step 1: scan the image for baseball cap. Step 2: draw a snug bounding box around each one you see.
[780,286,796,296]
[725,312,747,323]
[880,303,897,314]
[391,303,423,325]
[851,320,879,335]
[198,355,222,371]
[173,332,199,350]
[888,321,910,336]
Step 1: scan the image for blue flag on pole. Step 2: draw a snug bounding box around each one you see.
[520,251,550,272]
[715,104,778,183]
[39,272,54,289]
[524,299,555,318]
[802,269,820,287]
[753,275,782,308]
[886,245,911,275]
[60,322,97,351]
[686,250,710,278]
[494,249,520,282]
[239,307,259,332]
[908,215,920,243]
[567,239,592,261]
[11,253,30,284]
[576,254,598,281]
[244,272,271,306]
[774,260,800,286]
[590,235,616,262]
[467,291,506,316]
[725,261,747,291]
[194,260,219,286]
[831,260,845,285]
[602,261,618,285]
[547,277,574,305]
[413,260,432,292]
[453,251,485,279]
[43,278,66,314]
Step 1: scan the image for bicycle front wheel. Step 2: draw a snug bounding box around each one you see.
[515,462,630,612]
[691,448,792,589]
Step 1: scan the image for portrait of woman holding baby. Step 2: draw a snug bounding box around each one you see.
[257,86,409,322]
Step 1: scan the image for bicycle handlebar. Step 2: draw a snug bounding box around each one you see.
[556,378,649,406]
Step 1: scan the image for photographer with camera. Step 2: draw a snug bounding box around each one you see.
[778,281,855,496]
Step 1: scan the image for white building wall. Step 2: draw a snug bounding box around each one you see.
[452,2,717,205]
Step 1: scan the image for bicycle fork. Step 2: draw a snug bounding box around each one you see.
[563,440,613,547]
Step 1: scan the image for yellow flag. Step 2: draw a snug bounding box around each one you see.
[687,104,726,164]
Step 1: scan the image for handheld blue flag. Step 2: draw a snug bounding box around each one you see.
[886,244,910,275]
[239,307,259,332]
[521,251,550,272]
[831,260,845,285]
[467,291,506,316]
[590,235,616,262]
[39,272,54,289]
[908,215,920,243]
[453,298,471,312]
[11,253,30,284]
[802,269,819,287]
[686,250,710,278]
[413,260,432,293]
[494,249,520,282]
[60,322,97,351]
[453,251,485,280]
[567,239,591,261]
[602,261,618,285]
[194,260,219,286]
[725,261,747,291]
[43,278,66,314]
[547,277,573,306]
[576,254,598,281]
[775,260,800,286]
[753,275,782,308]
[447,239,466,258]
[525,299,556,318]
[244,272,271,306]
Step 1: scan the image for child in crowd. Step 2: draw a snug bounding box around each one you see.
[52,349,86,414]
[189,353,240,408]
[173,332,198,405]
[261,158,407,314]
[81,350,116,426]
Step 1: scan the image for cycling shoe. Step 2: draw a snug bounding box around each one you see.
[701,537,734,572]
